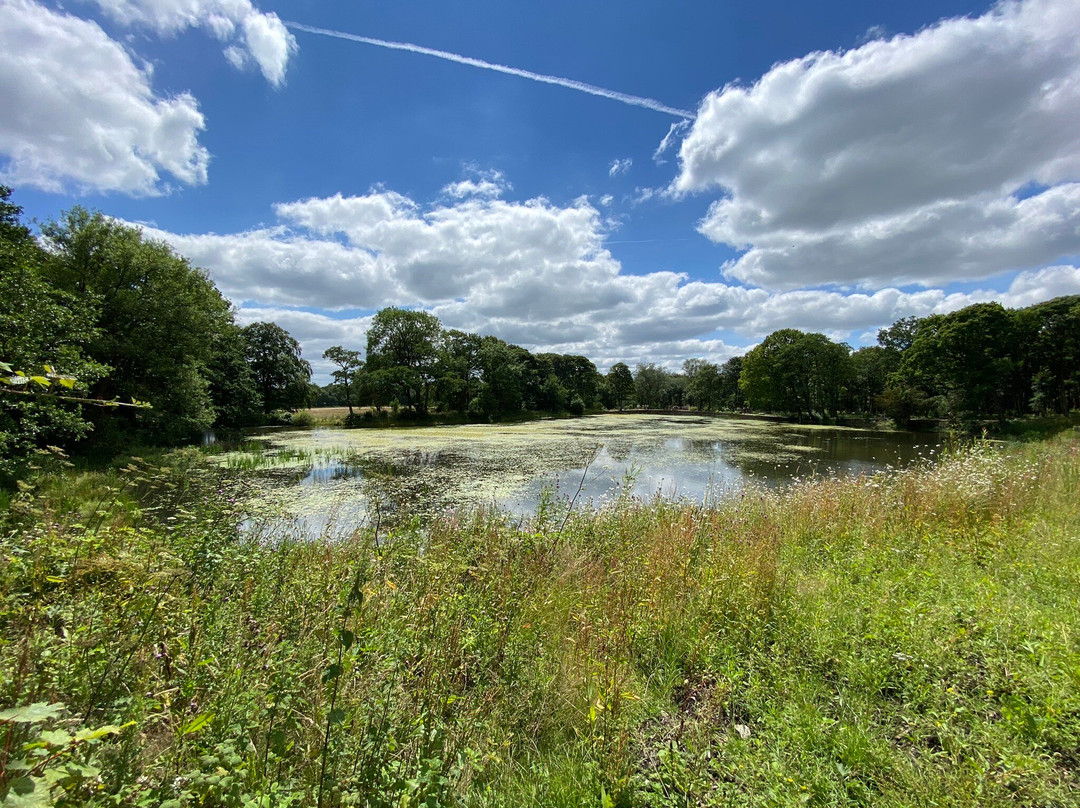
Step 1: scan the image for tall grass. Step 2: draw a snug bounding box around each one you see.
[1,436,1078,806]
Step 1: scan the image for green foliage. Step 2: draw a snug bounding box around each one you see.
[41,208,234,442]
[740,330,852,418]
[0,189,107,480]
[683,359,720,411]
[0,701,127,806]
[605,363,635,410]
[633,363,669,409]
[898,303,1018,426]
[206,324,264,427]
[3,431,1078,806]
[322,347,363,417]
[847,346,898,415]
[242,322,313,414]
[365,308,442,414]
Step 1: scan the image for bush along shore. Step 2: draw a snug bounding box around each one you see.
[1,435,1078,807]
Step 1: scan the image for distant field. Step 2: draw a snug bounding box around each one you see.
[302,406,371,420]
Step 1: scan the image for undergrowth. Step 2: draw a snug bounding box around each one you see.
[1,436,1077,806]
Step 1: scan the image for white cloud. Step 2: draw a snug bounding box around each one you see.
[0,0,208,195]
[674,0,1080,289]
[713,183,1080,290]
[598,194,614,207]
[89,0,297,85]
[609,157,632,177]
[653,120,689,164]
[131,187,1080,381]
[441,169,510,199]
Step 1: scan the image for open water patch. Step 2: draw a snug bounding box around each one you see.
[210,415,938,540]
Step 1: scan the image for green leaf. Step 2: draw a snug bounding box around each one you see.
[328,708,346,725]
[0,361,12,373]
[0,703,65,724]
[56,378,76,390]
[29,376,50,387]
[37,730,72,747]
[73,724,121,742]
[3,776,51,807]
[322,663,343,683]
[339,629,355,651]
[178,713,214,737]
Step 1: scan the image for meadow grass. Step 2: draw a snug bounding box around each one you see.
[1,435,1077,806]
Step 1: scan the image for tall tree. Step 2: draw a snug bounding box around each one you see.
[898,303,1016,424]
[1018,296,1080,415]
[0,188,106,477]
[847,346,898,414]
[435,330,482,414]
[205,324,263,427]
[605,362,635,409]
[718,357,745,410]
[684,359,721,411]
[365,308,442,413]
[323,346,363,416]
[41,208,234,441]
[473,336,525,419]
[634,363,670,409]
[242,322,312,413]
[740,330,850,418]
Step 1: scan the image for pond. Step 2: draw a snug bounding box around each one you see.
[210,414,937,539]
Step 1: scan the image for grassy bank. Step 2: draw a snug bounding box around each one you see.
[1,436,1078,806]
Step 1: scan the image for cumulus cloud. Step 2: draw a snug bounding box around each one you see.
[132,187,1080,380]
[609,158,632,177]
[0,0,208,195]
[674,0,1080,289]
[89,0,297,85]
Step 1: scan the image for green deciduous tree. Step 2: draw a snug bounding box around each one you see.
[740,330,851,419]
[1018,296,1080,415]
[847,346,899,414]
[323,346,364,416]
[0,189,106,476]
[434,330,482,414]
[365,308,442,414]
[684,359,721,411]
[41,208,235,441]
[604,362,635,409]
[718,357,745,411]
[898,303,1017,425]
[242,322,312,413]
[634,363,669,409]
[205,324,263,427]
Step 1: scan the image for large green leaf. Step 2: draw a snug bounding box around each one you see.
[0,703,64,724]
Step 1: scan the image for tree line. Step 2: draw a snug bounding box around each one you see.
[1,187,311,477]
[316,307,605,422]
[622,300,1080,428]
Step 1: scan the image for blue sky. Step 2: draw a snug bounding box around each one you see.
[2,0,1079,381]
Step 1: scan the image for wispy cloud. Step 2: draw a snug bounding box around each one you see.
[609,157,632,176]
[286,21,693,119]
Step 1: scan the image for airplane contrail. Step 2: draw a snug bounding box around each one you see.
[286,21,694,120]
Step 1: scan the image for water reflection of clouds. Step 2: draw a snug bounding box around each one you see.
[232,416,937,540]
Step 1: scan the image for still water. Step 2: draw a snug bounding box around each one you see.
[215,414,937,538]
